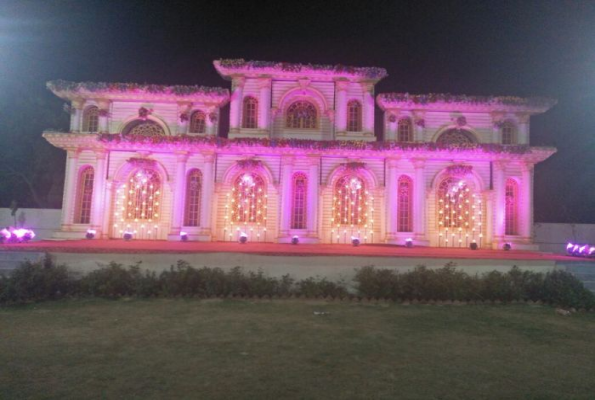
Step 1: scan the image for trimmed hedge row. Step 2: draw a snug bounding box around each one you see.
[1,256,594,310]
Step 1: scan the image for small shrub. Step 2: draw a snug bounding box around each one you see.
[0,254,75,303]
[542,270,595,309]
[296,277,348,298]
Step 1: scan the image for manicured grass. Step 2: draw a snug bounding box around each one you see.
[1,300,595,400]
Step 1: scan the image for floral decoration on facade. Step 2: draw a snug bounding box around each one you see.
[415,118,425,128]
[218,59,388,80]
[388,114,397,123]
[208,112,218,123]
[127,157,157,168]
[446,164,473,176]
[377,92,556,107]
[493,119,507,129]
[343,162,366,171]
[138,107,153,120]
[96,134,534,155]
[179,112,189,123]
[236,159,263,169]
[455,116,467,127]
[47,80,229,97]
[98,109,110,118]
[63,103,75,115]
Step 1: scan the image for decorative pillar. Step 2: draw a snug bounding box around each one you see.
[70,99,85,132]
[101,180,113,238]
[170,152,189,238]
[199,152,215,237]
[412,159,427,243]
[491,112,504,143]
[412,110,425,142]
[335,80,349,134]
[177,102,192,134]
[520,162,534,239]
[97,99,111,133]
[61,149,80,227]
[91,151,107,230]
[279,156,294,238]
[385,158,399,240]
[307,156,320,238]
[385,112,398,141]
[492,161,506,242]
[258,78,271,133]
[229,77,245,133]
[517,113,530,145]
[361,82,375,134]
[206,108,217,136]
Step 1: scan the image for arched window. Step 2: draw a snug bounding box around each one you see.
[231,172,266,224]
[242,97,258,129]
[75,166,94,224]
[436,129,476,146]
[291,173,307,229]
[397,175,413,232]
[501,122,516,145]
[333,175,368,226]
[82,106,99,133]
[286,101,317,129]
[189,111,206,134]
[184,169,202,226]
[398,118,413,142]
[347,100,362,132]
[125,169,161,222]
[505,178,519,235]
[123,120,166,136]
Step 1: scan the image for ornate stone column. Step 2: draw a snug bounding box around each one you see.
[61,148,80,227]
[361,82,375,134]
[199,152,215,237]
[520,162,534,239]
[229,77,245,133]
[492,161,506,242]
[491,112,504,143]
[91,151,107,230]
[335,80,349,134]
[307,156,320,238]
[169,152,189,238]
[97,99,111,133]
[385,158,399,240]
[279,156,294,238]
[516,113,530,145]
[412,159,427,243]
[385,112,398,141]
[101,180,113,238]
[258,78,272,133]
[70,99,85,132]
[412,110,425,142]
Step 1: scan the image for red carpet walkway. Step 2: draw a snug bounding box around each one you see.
[1,240,591,262]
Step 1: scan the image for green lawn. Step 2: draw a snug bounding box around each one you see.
[1,300,595,400]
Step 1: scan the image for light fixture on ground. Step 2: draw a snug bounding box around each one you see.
[239,232,248,244]
[2,228,36,243]
[351,236,360,247]
[503,243,511,251]
[291,235,299,245]
[0,228,11,243]
[180,231,188,241]
[470,240,478,250]
[123,230,134,241]
[86,229,96,240]
[405,238,413,248]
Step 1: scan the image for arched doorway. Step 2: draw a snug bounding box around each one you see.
[436,175,484,248]
[330,173,375,243]
[111,168,164,240]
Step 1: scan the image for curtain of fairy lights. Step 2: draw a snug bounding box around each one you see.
[224,172,268,242]
[331,174,375,243]
[113,169,161,239]
[437,177,483,247]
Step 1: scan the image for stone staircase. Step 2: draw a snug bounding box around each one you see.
[0,251,45,275]
[560,262,595,292]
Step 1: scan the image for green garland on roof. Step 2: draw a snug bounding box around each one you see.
[47,80,228,96]
[96,134,532,154]
[378,93,555,107]
[219,59,388,79]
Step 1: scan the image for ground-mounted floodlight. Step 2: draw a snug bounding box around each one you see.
[503,243,511,251]
[86,229,96,240]
[123,231,134,241]
[291,235,299,245]
[351,236,360,247]
[180,231,188,241]
[239,232,248,244]
[470,241,478,250]
[405,238,413,248]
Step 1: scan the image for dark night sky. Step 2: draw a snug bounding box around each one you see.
[1,0,594,222]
